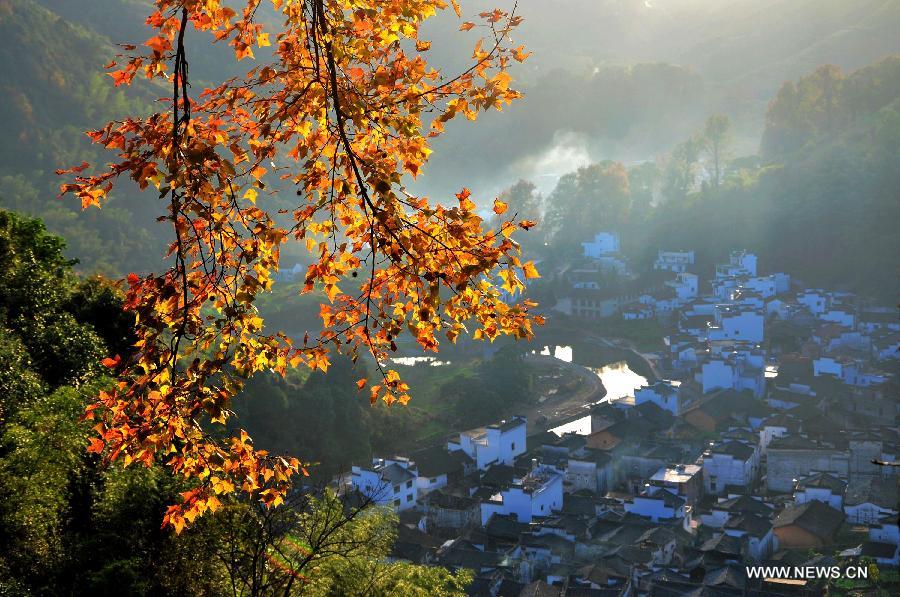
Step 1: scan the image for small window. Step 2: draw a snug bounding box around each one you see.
[511,442,516,451]
[393,499,400,507]
[406,494,413,502]
[406,480,413,488]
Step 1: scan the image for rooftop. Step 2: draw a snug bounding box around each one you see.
[774,501,845,540]
[517,468,561,494]
[724,512,772,537]
[489,416,527,433]
[651,464,702,485]
[637,488,686,510]
[408,445,472,478]
[709,441,755,461]
[844,477,898,508]
[795,472,847,494]
[712,495,772,517]
[374,461,416,484]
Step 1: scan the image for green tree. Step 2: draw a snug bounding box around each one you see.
[295,492,472,596]
[0,385,91,590]
[232,357,373,480]
[0,211,223,594]
[209,490,471,597]
[702,114,731,188]
[495,180,545,255]
[761,64,847,158]
[0,328,46,422]
[544,162,631,255]
[626,161,661,218]
[496,180,542,224]
[663,136,702,200]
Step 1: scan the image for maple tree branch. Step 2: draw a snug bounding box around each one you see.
[169,6,192,368]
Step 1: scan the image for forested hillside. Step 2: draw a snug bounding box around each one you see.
[0,0,267,275]
[0,0,166,273]
[637,57,900,296]
[520,55,900,299]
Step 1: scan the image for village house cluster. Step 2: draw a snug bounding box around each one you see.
[342,233,898,596]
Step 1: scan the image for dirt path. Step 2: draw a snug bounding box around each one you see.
[521,336,659,433]
[522,354,606,431]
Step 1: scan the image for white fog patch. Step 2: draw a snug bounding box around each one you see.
[512,131,593,196]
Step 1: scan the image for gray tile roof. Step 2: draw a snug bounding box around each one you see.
[774,501,844,540]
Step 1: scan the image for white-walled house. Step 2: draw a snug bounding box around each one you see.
[701,358,739,395]
[351,457,418,511]
[700,351,765,397]
[723,513,776,561]
[581,232,628,274]
[765,297,794,319]
[708,307,764,343]
[666,272,699,302]
[665,335,702,372]
[730,289,766,311]
[812,356,886,387]
[565,452,613,494]
[654,250,695,273]
[624,487,691,531]
[811,323,854,351]
[622,303,654,320]
[859,309,900,334]
[843,478,898,525]
[716,250,757,279]
[635,381,691,416]
[793,472,846,510]
[758,414,799,455]
[813,356,858,383]
[700,494,773,530]
[821,307,855,329]
[711,277,742,301]
[650,464,704,506]
[740,276,778,299]
[409,445,474,495]
[772,272,791,294]
[581,232,620,258]
[797,289,829,317]
[448,417,526,471]
[703,441,758,495]
[736,273,789,298]
[683,298,720,317]
[766,436,850,493]
[872,331,900,361]
[480,463,564,525]
[640,289,679,315]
